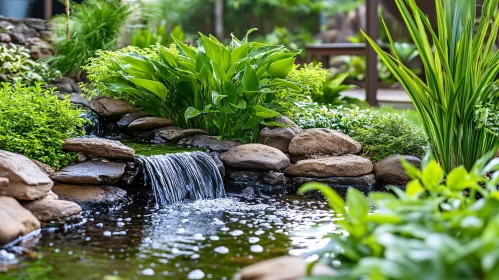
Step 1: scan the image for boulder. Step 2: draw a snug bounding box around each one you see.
[89,96,135,118]
[0,177,8,189]
[63,138,135,159]
[52,185,127,209]
[25,18,46,31]
[292,174,376,195]
[23,199,82,222]
[262,172,288,185]
[220,144,290,171]
[50,162,126,185]
[57,92,89,107]
[258,116,302,153]
[288,128,362,157]
[374,155,421,186]
[156,127,208,142]
[117,111,150,128]
[285,154,373,178]
[32,159,55,175]
[178,135,240,151]
[0,150,53,200]
[128,117,173,131]
[0,196,40,245]
[232,256,335,280]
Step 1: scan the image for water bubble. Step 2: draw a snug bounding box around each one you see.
[230,230,244,237]
[191,254,200,259]
[210,235,220,241]
[214,246,229,254]
[117,222,125,227]
[187,269,205,279]
[177,228,185,234]
[193,233,204,240]
[250,245,264,253]
[96,223,103,228]
[142,268,155,276]
[113,231,126,235]
[85,237,91,241]
[254,230,265,235]
[103,231,112,237]
[248,237,260,244]
[220,227,230,232]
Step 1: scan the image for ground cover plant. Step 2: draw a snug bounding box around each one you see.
[364,0,499,172]
[0,83,87,168]
[300,148,499,279]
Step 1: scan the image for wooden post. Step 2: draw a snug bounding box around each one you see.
[44,0,52,20]
[366,0,379,106]
[215,0,224,40]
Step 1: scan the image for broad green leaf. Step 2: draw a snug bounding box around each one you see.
[346,188,369,220]
[298,183,345,215]
[223,81,237,104]
[171,35,197,61]
[253,105,280,118]
[406,180,423,197]
[400,157,421,179]
[421,160,444,189]
[211,91,227,105]
[446,166,469,191]
[267,57,296,78]
[242,63,259,91]
[127,78,167,100]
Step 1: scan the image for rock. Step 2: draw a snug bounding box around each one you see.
[0,33,11,43]
[32,160,55,175]
[209,152,225,177]
[23,199,82,222]
[292,174,376,195]
[289,128,362,157]
[89,96,135,118]
[374,155,421,186]
[0,177,8,189]
[39,31,53,41]
[220,144,290,171]
[128,117,173,132]
[285,154,373,178]
[227,170,261,182]
[258,116,302,153]
[178,135,240,151]
[52,185,127,209]
[156,127,208,142]
[9,32,25,44]
[57,92,89,107]
[50,162,126,185]
[25,18,46,31]
[233,256,335,280]
[63,138,135,159]
[77,152,88,162]
[45,190,59,200]
[0,150,53,200]
[0,196,40,245]
[56,82,74,93]
[117,111,150,128]
[262,172,287,185]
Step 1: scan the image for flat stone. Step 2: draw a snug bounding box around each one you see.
[156,127,208,142]
[292,174,376,189]
[289,128,362,157]
[285,154,373,178]
[52,185,127,209]
[90,96,135,118]
[0,150,53,200]
[374,155,421,186]
[58,92,89,107]
[50,162,126,185]
[262,172,287,185]
[32,159,55,175]
[25,18,46,30]
[227,170,262,182]
[117,111,150,128]
[258,116,302,152]
[0,33,11,43]
[178,135,240,151]
[0,196,40,245]
[63,138,135,159]
[220,144,290,171]
[128,117,173,131]
[23,199,82,222]
[233,256,335,280]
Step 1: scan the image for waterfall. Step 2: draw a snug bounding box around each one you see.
[136,152,226,206]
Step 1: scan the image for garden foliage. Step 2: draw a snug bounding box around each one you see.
[300,148,499,279]
[0,84,86,168]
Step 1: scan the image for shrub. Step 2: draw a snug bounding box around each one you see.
[0,83,87,168]
[47,0,131,77]
[94,29,300,142]
[299,148,499,279]
[0,44,60,85]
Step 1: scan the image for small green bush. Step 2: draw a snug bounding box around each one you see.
[0,44,60,85]
[0,83,87,168]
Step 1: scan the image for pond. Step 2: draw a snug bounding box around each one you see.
[1,189,339,280]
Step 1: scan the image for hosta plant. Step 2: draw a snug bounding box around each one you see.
[301,148,499,279]
[99,29,300,142]
[364,0,499,172]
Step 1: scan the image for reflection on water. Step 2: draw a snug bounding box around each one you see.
[1,188,340,280]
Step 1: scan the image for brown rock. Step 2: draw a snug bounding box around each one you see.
[0,33,11,43]
[39,31,53,41]
[0,196,40,245]
[89,96,135,118]
[178,135,241,151]
[292,174,376,195]
[63,138,135,159]
[50,162,126,185]
[32,159,55,175]
[23,199,82,222]
[220,144,290,171]
[374,155,421,185]
[52,185,127,209]
[117,111,150,128]
[156,127,208,142]
[258,116,302,153]
[128,117,173,131]
[289,128,362,157]
[0,150,53,200]
[0,177,8,188]
[285,154,373,178]
[25,18,46,31]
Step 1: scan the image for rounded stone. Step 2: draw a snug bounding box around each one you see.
[220,144,290,171]
[52,185,127,209]
[23,199,82,222]
[50,162,126,185]
[63,138,135,159]
[288,128,362,157]
[374,154,421,185]
[284,154,373,178]
[0,196,40,245]
[128,117,173,132]
[258,116,302,153]
[89,96,135,118]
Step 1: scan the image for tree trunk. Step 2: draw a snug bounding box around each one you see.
[215,0,224,40]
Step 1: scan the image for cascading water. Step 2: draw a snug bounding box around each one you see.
[136,152,226,206]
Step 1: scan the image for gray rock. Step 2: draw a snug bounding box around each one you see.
[292,174,376,188]
[23,198,82,222]
[32,160,55,175]
[39,31,53,41]
[128,117,173,132]
[220,144,290,171]
[285,154,373,178]
[178,135,240,151]
[52,185,127,209]
[57,92,89,107]
[25,18,46,31]
[117,111,150,128]
[90,96,135,118]
[0,150,53,200]
[262,172,287,185]
[227,170,261,182]
[258,116,302,153]
[50,162,126,185]
[288,128,362,157]
[374,155,421,186]
[0,177,8,189]
[9,32,25,44]
[0,196,40,245]
[209,152,225,177]
[156,127,208,142]
[0,33,11,43]
[63,138,135,159]
[56,82,74,93]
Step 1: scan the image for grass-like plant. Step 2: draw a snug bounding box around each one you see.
[363,0,499,172]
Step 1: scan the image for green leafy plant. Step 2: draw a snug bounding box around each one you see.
[0,44,60,85]
[131,25,185,49]
[0,83,87,168]
[363,0,499,172]
[95,29,300,142]
[300,148,499,279]
[47,0,132,77]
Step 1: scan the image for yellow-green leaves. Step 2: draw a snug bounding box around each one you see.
[298,183,345,215]
[421,160,444,189]
[267,57,295,78]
